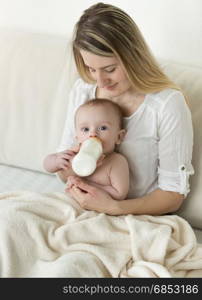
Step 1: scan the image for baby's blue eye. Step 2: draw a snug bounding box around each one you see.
[82,127,89,132]
[98,126,108,131]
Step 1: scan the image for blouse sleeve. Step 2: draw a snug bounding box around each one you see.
[56,78,94,152]
[157,91,194,197]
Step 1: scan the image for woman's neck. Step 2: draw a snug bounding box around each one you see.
[97,87,146,117]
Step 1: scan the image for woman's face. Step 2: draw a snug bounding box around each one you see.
[80,49,132,98]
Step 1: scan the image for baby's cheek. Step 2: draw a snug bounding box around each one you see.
[77,135,86,144]
[103,142,115,153]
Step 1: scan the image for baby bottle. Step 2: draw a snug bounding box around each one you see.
[72,137,103,177]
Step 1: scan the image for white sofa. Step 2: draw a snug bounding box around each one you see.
[0,28,202,244]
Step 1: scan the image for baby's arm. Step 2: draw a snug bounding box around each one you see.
[101,153,129,200]
[43,147,78,177]
[66,153,129,200]
[88,153,129,200]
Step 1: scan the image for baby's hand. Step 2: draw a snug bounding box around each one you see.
[65,175,80,191]
[54,151,70,170]
[55,145,80,171]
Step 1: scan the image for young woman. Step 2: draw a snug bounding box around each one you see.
[57,2,194,216]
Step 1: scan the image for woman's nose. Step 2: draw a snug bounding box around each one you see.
[96,72,108,88]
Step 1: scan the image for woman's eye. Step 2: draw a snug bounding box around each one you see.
[89,67,95,73]
[106,68,115,73]
[98,126,108,131]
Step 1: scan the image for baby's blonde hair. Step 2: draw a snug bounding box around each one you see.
[73,2,180,94]
[75,98,124,129]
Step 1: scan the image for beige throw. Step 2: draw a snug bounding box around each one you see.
[0,191,202,277]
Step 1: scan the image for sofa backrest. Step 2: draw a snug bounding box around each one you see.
[0,29,201,229]
[161,61,202,229]
[0,29,77,173]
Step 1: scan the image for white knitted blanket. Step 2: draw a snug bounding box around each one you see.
[0,191,202,277]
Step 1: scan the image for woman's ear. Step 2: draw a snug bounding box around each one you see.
[116,129,126,145]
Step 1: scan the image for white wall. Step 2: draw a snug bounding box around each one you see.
[0,0,202,67]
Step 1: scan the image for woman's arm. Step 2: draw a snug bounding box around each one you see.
[115,188,184,215]
[67,179,184,216]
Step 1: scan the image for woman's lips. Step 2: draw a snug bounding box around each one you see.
[105,83,117,90]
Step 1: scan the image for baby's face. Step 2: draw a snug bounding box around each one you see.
[75,105,125,154]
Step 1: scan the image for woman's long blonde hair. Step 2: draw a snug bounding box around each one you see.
[73,2,180,94]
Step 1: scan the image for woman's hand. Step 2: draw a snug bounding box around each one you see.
[65,175,119,215]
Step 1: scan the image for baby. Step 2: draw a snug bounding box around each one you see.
[44,98,129,200]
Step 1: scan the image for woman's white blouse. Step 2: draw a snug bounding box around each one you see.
[57,78,194,198]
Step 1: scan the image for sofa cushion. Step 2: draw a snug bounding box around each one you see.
[0,29,77,172]
[161,61,202,229]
